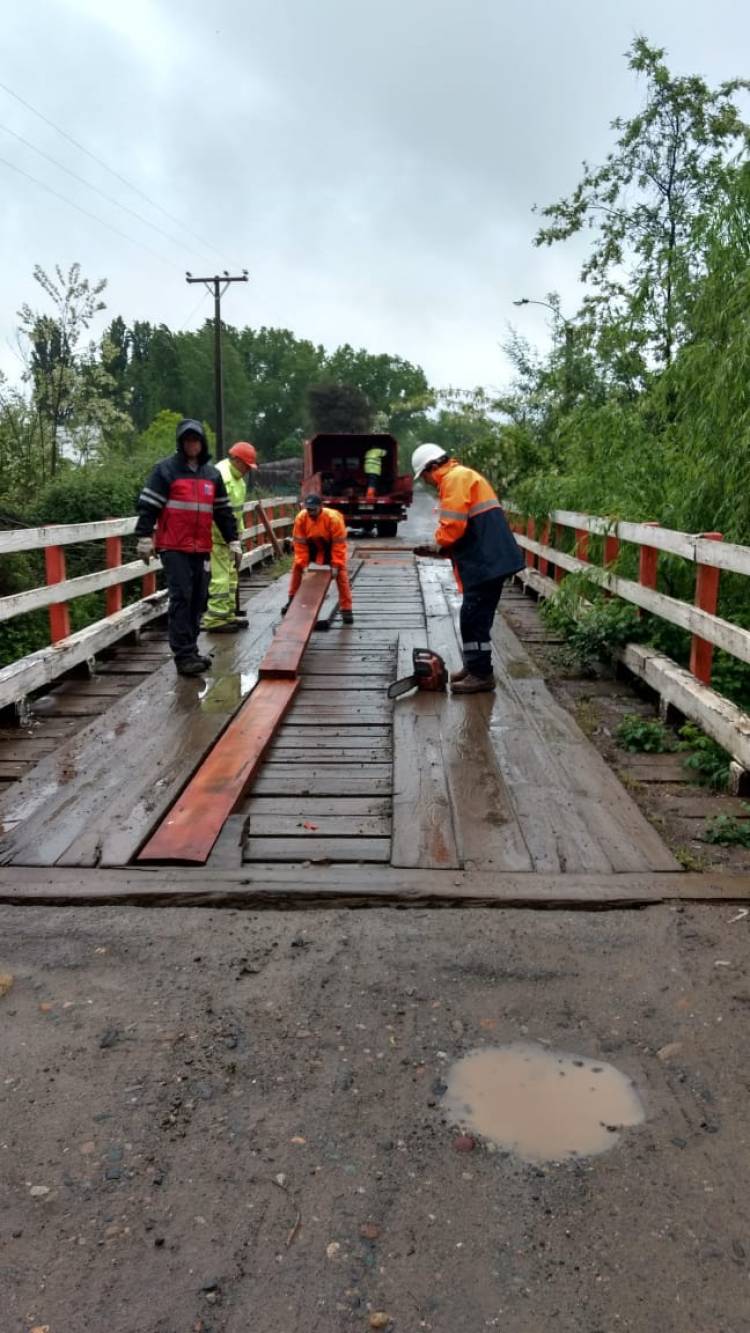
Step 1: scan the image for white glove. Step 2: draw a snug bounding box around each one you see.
[229,541,243,570]
[137,536,154,563]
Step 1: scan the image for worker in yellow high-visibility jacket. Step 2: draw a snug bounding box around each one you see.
[202,441,258,632]
[363,445,387,501]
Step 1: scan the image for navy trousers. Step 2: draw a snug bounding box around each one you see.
[160,550,210,662]
[459,577,505,676]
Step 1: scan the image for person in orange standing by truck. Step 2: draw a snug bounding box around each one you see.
[283,493,354,623]
[411,443,523,693]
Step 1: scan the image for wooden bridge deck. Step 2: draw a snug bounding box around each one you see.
[0,498,701,904]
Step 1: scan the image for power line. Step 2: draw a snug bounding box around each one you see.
[0,78,236,265]
[0,154,180,270]
[0,120,214,265]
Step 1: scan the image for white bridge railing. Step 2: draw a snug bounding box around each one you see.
[509,508,750,789]
[0,496,296,713]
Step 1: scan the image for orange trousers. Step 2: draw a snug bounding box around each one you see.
[289,560,353,611]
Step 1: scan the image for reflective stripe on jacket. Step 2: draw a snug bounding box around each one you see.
[433,460,524,590]
[364,447,386,475]
[292,507,348,569]
[135,452,237,554]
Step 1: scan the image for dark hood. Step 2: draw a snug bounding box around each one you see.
[175,418,210,465]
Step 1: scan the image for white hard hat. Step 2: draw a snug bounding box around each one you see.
[411,442,447,479]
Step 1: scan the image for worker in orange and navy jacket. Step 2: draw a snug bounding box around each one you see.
[283,494,354,624]
[411,444,523,694]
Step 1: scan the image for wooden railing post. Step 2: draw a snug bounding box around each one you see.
[554,523,565,584]
[44,544,71,643]
[575,527,589,563]
[638,522,660,592]
[539,522,550,577]
[525,517,536,569]
[105,535,123,616]
[690,532,723,685]
[604,532,620,568]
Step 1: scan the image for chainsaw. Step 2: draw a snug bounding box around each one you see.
[387,648,448,699]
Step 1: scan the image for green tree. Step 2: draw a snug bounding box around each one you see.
[306,382,374,433]
[534,38,750,371]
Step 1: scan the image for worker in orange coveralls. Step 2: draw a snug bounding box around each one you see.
[283,493,354,624]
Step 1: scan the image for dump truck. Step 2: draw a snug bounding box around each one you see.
[300,432,413,537]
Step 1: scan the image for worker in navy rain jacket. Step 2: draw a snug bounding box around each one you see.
[135,418,242,676]
[411,443,524,694]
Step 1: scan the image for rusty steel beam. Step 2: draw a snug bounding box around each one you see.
[258,567,331,679]
[137,677,299,863]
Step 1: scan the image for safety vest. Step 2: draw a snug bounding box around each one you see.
[363,447,386,475]
[217,457,247,532]
[433,460,524,590]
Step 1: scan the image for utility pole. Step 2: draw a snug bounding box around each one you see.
[185,269,248,460]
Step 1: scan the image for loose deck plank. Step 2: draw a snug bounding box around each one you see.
[258,568,331,679]
[138,677,300,864]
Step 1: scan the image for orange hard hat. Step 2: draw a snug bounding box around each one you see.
[228,440,258,469]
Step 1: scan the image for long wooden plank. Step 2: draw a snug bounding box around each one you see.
[14,863,750,908]
[0,579,289,867]
[258,568,331,678]
[391,625,461,870]
[138,678,299,864]
[419,567,533,873]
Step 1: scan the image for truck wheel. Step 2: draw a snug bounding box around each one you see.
[377,520,398,538]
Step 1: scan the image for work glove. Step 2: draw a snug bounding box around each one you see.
[229,541,243,570]
[136,536,154,563]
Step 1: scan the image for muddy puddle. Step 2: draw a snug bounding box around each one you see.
[443,1042,645,1163]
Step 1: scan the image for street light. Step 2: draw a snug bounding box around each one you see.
[513,298,574,406]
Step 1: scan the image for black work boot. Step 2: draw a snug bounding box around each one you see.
[341,610,354,624]
[450,665,469,684]
[176,655,207,677]
[451,672,495,695]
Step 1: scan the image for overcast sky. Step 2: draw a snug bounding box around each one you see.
[1,0,748,398]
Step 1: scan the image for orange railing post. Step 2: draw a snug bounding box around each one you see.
[638,521,660,594]
[539,522,550,577]
[575,527,589,563]
[44,544,71,643]
[105,535,123,616]
[554,523,565,583]
[604,532,620,567]
[525,517,536,569]
[689,532,723,685]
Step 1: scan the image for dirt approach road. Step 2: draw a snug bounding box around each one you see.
[2,902,749,1332]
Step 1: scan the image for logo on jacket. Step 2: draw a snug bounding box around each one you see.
[203,484,213,495]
